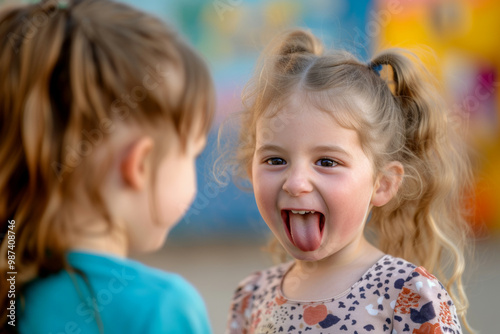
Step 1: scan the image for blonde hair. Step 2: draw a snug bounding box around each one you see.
[226,29,474,332]
[0,0,214,331]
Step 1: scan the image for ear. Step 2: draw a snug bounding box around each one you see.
[371,161,404,207]
[120,137,154,190]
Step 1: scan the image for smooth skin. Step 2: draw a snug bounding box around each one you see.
[69,123,206,257]
[251,93,403,300]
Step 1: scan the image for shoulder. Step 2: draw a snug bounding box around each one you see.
[373,255,454,309]
[112,259,212,333]
[138,265,203,301]
[374,254,417,277]
[21,253,211,334]
[128,259,196,294]
[137,270,211,333]
[359,254,418,295]
[232,261,292,298]
[228,261,292,314]
[389,259,462,333]
[115,259,209,315]
[359,255,461,333]
[74,252,205,304]
[226,262,292,333]
[81,253,211,333]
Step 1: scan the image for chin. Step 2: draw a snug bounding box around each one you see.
[139,231,170,254]
[280,241,325,262]
[289,250,326,262]
[152,231,170,251]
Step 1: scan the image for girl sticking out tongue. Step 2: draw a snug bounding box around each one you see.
[223,29,475,334]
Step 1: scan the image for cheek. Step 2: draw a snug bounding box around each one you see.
[179,162,197,209]
[252,168,278,218]
[157,161,197,224]
[324,176,373,229]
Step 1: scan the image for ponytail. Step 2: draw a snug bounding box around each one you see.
[0,3,69,331]
[369,50,474,332]
[370,51,439,156]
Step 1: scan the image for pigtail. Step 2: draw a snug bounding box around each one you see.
[272,29,323,68]
[369,50,474,331]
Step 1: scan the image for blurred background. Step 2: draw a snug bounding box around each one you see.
[112,0,500,240]
[9,0,497,332]
[119,0,499,333]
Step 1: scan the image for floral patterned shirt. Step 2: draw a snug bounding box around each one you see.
[226,255,461,334]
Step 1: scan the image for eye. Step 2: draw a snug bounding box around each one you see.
[266,157,286,165]
[315,158,338,167]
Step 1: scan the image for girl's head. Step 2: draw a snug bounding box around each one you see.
[251,92,399,262]
[242,30,408,262]
[0,0,214,281]
[232,29,472,325]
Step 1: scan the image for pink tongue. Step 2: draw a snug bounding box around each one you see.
[289,212,322,252]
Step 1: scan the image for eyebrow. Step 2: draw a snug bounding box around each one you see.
[311,145,353,159]
[256,144,285,155]
[256,144,353,159]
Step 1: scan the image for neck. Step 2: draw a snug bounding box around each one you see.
[69,219,128,258]
[293,236,383,279]
[282,238,384,300]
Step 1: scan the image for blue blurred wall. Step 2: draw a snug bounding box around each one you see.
[118,0,374,239]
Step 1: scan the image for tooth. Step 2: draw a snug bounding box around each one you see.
[290,210,317,214]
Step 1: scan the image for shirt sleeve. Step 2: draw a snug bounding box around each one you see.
[225,271,262,334]
[145,275,212,334]
[392,266,462,334]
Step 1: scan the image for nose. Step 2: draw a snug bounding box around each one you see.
[282,164,313,197]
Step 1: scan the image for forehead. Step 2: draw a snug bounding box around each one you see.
[255,94,362,149]
[261,89,365,127]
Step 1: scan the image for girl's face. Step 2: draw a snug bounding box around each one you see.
[152,134,206,246]
[127,131,206,253]
[251,94,377,262]
[156,135,206,227]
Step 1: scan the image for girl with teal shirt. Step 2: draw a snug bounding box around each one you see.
[0,0,215,333]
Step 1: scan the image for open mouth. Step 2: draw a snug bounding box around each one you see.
[281,209,325,252]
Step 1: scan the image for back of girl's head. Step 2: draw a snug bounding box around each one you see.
[0,0,214,326]
[235,29,473,330]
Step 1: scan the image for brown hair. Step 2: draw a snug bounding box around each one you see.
[223,29,474,332]
[0,0,214,331]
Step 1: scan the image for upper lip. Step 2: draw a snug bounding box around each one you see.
[281,208,324,214]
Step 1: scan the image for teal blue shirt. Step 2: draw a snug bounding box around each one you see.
[19,251,212,334]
